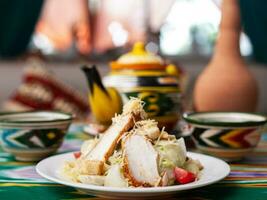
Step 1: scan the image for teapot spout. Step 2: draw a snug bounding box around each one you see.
[81,65,122,125]
[81,65,108,95]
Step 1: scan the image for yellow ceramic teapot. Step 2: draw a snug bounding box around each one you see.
[82,42,182,130]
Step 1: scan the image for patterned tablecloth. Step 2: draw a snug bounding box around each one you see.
[0,124,267,200]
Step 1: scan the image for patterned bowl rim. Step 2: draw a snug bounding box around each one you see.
[183,112,267,127]
[0,111,73,126]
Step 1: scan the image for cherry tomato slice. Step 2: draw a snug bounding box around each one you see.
[174,167,196,184]
[73,152,81,159]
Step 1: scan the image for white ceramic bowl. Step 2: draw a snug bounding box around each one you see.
[183,112,267,161]
[0,111,72,161]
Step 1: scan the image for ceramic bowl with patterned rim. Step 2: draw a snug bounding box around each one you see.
[0,111,72,161]
[183,112,267,161]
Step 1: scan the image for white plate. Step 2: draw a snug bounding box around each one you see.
[36,152,230,199]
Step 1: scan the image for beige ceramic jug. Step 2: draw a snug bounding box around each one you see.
[194,0,258,112]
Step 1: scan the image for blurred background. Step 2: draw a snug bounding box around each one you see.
[0,0,253,60]
[0,0,266,114]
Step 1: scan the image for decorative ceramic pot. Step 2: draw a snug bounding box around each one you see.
[194,0,258,112]
[103,42,182,130]
[0,111,72,161]
[183,112,267,161]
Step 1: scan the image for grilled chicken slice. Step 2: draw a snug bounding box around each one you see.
[84,98,146,175]
[122,134,161,187]
[86,114,134,161]
[83,114,134,175]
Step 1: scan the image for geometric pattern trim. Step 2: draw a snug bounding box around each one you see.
[192,128,259,149]
[0,129,65,149]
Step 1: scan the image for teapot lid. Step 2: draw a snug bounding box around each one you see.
[110,42,165,70]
